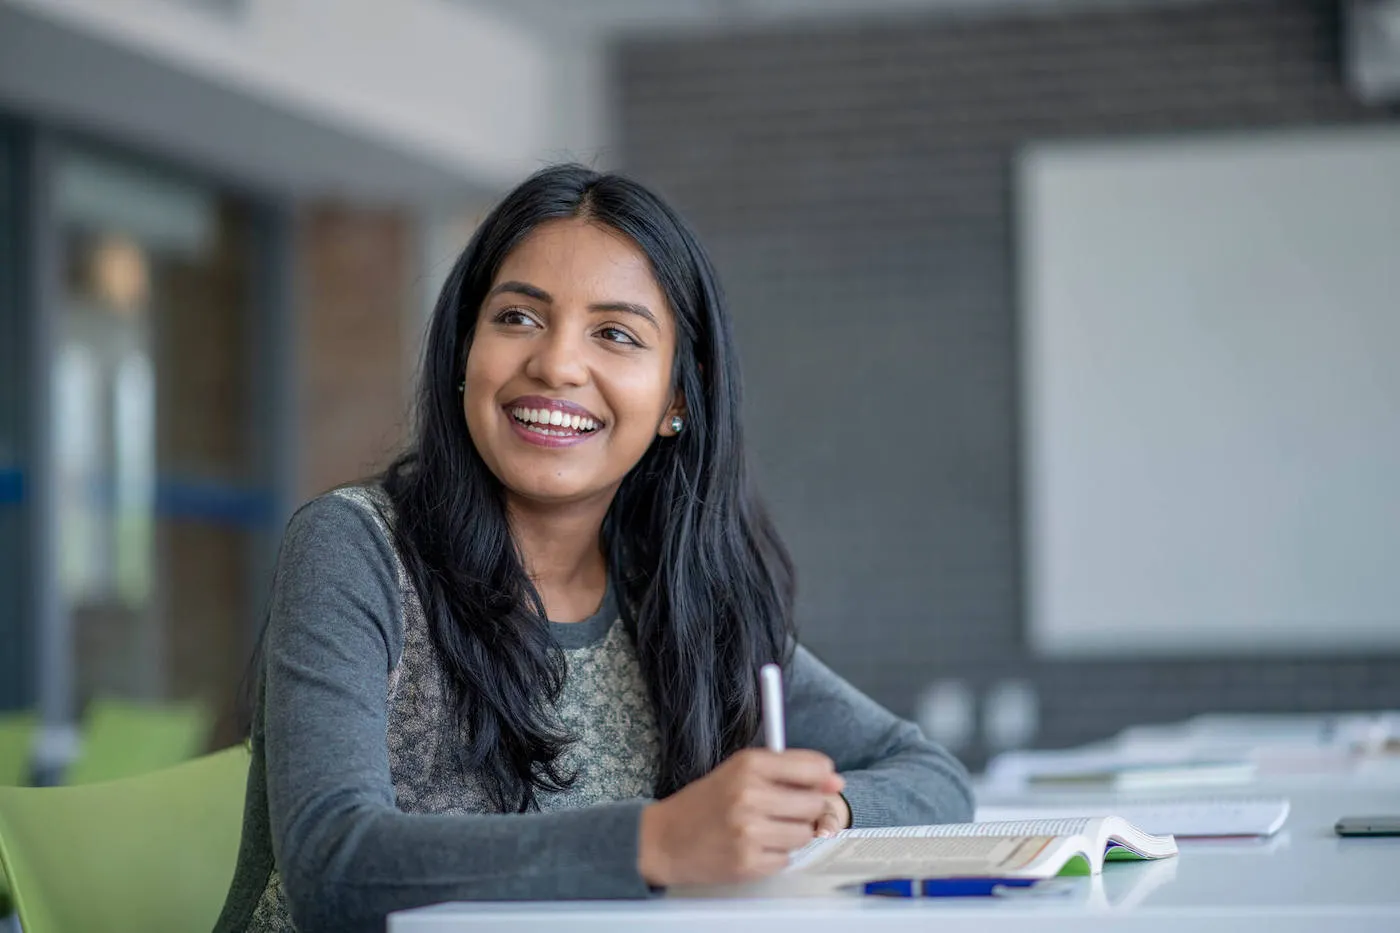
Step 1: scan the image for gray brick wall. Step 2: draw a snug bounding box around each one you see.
[615,0,1400,764]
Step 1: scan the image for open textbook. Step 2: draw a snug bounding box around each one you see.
[787,817,1177,882]
[672,817,1178,900]
[675,855,1179,908]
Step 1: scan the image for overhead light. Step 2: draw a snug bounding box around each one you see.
[91,235,150,317]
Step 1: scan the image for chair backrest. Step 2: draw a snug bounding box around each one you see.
[0,744,250,933]
[65,697,212,784]
[0,712,36,786]
[0,711,36,917]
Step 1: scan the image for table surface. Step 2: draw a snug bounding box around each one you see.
[389,771,1400,932]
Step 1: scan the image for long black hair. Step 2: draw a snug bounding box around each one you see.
[381,164,795,813]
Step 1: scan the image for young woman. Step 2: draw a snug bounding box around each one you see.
[216,165,972,933]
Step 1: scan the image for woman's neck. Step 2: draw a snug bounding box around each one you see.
[506,493,610,624]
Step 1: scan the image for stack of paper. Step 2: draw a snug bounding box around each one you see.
[975,797,1290,838]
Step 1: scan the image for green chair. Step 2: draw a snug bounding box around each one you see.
[0,712,36,786]
[0,743,249,933]
[65,697,212,784]
[0,711,35,920]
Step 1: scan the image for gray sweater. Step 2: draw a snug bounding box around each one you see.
[215,486,973,933]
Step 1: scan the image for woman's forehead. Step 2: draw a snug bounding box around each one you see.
[493,219,668,308]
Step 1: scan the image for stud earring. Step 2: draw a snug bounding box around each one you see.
[457,380,465,394]
[669,415,684,434]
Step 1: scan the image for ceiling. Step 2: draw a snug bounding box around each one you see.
[458,0,1190,39]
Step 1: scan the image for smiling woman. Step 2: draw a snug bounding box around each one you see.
[215,165,973,933]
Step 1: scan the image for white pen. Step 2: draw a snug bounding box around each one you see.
[760,662,786,752]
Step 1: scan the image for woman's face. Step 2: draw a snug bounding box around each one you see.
[463,218,684,508]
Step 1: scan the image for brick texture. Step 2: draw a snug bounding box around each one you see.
[616,0,1400,763]
[299,205,412,499]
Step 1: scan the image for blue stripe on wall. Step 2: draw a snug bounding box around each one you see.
[0,466,20,505]
[154,478,275,527]
[0,467,273,527]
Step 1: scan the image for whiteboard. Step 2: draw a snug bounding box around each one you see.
[1019,127,1400,657]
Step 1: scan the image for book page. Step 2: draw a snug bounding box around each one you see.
[793,834,1056,877]
[842,818,1091,839]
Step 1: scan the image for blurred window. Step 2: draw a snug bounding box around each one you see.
[53,146,271,741]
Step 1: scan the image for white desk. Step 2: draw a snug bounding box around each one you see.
[389,774,1400,932]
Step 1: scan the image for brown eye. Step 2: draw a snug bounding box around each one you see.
[495,308,539,327]
[598,326,639,347]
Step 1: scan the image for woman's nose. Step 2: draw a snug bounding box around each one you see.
[524,328,588,387]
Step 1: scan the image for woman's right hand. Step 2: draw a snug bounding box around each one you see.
[637,748,844,887]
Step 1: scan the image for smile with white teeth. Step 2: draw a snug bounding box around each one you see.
[510,407,600,436]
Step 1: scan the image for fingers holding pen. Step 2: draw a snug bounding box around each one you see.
[635,664,851,887]
[637,748,845,887]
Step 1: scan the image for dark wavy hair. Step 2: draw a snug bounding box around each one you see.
[381,164,795,812]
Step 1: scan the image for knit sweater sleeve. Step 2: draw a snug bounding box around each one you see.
[258,494,652,933]
[783,644,974,828]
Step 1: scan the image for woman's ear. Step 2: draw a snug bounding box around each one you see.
[659,392,688,437]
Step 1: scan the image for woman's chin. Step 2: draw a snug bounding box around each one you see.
[500,474,614,509]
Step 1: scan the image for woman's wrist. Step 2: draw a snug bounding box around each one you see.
[637,801,671,887]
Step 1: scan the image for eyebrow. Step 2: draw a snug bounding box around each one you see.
[488,280,660,331]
